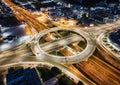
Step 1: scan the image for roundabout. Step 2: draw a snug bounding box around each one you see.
[31,27,96,64]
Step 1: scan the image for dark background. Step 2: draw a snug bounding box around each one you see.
[66,0,119,8]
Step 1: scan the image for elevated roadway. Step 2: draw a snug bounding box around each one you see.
[40,34,84,52]
[31,27,96,64]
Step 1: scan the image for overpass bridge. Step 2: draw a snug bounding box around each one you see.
[30,27,96,64]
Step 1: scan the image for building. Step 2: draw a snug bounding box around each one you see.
[6,68,42,85]
[109,29,120,49]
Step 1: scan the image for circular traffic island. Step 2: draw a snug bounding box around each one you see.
[33,28,96,64]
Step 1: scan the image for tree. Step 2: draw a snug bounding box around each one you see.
[51,67,62,76]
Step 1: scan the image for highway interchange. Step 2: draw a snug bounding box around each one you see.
[32,28,96,64]
[0,0,120,85]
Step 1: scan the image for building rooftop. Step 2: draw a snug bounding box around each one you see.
[0,1,13,18]
[6,68,42,85]
[109,28,120,48]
